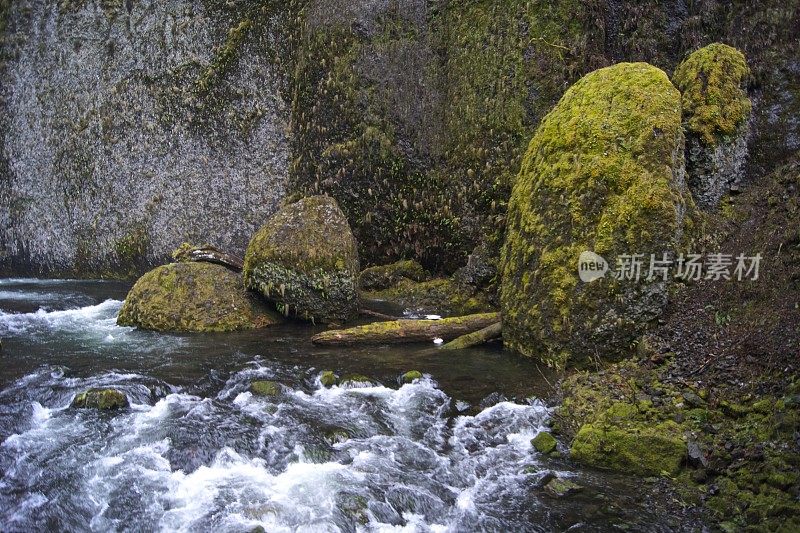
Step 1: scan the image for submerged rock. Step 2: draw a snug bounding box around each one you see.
[570,402,686,477]
[500,62,691,368]
[359,260,427,291]
[543,477,584,498]
[673,43,752,209]
[117,262,280,332]
[71,389,129,410]
[340,374,374,388]
[531,431,557,454]
[244,196,360,324]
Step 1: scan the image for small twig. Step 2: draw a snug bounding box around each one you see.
[535,363,554,391]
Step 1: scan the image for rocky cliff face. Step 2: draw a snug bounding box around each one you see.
[0,0,289,277]
[1,0,798,278]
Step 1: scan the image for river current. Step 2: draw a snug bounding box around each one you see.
[0,279,704,531]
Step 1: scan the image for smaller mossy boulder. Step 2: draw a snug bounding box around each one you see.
[531,431,557,454]
[401,370,423,384]
[250,380,281,397]
[72,389,129,410]
[244,196,360,324]
[673,43,752,209]
[320,371,338,387]
[500,62,691,369]
[570,402,686,476]
[359,260,427,291]
[117,262,280,332]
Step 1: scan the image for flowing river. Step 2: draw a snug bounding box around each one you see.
[0,279,705,531]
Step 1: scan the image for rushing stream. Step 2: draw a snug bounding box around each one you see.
[0,279,704,531]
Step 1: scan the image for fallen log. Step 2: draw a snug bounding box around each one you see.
[173,244,244,272]
[311,312,500,346]
[441,321,502,350]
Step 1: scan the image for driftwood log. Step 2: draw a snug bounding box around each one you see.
[175,245,244,272]
[311,312,500,346]
[441,321,502,350]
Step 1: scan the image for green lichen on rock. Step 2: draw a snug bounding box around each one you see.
[243,196,359,324]
[400,370,423,384]
[673,43,751,147]
[71,388,129,410]
[359,260,427,291]
[570,402,686,476]
[117,262,280,332]
[531,431,557,454]
[500,62,691,369]
[250,380,281,397]
[673,43,752,209]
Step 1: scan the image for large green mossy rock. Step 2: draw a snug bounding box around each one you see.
[673,43,751,209]
[71,389,129,410]
[117,262,280,332]
[570,402,686,476]
[244,196,360,324]
[500,62,691,369]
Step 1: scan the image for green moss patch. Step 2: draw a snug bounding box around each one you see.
[673,43,751,146]
[570,402,686,476]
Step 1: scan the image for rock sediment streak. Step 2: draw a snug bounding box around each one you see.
[500,63,691,368]
[244,196,360,324]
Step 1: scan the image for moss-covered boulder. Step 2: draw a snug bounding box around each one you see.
[250,380,281,397]
[500,62,691,368]
[401,370,423,384]
[320,371,338,387]
[244,196,360,324]
[71,389,129,410]
[570,402,686,476]
[359,260,427,291]
[531,431,557,454]
[673,43,752,209]
[117,262,280,332]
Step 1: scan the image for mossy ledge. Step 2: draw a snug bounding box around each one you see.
[117,262,280,332]
[500,62,691,369]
